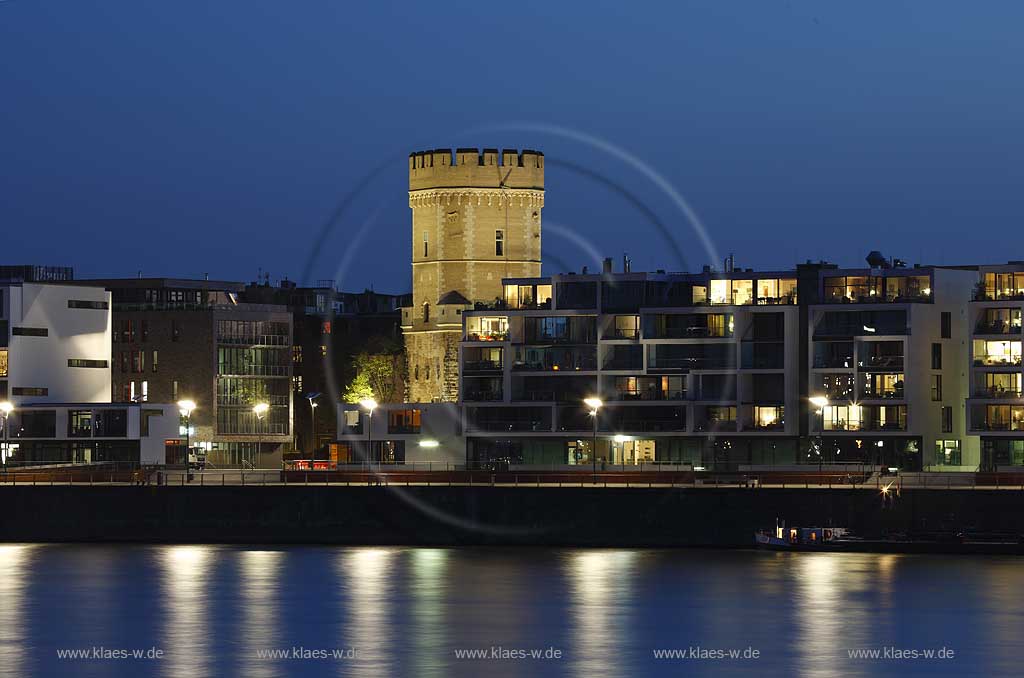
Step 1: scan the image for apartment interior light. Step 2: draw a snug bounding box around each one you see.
[863,325,876,333]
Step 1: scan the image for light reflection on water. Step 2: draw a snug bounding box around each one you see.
[1,545,1021,677]
[159,545,214,678]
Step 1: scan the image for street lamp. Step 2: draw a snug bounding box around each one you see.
[305,392,321,462]
[359,398,378,466]
[252,402,269,469]
[177,400,196,476]
[809,395,828,472]
[0,401,13,472]
[584,397,603,479]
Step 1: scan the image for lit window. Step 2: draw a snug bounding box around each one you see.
[322,321,331,335]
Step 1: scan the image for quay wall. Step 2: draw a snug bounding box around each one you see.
[2,487,1024,546]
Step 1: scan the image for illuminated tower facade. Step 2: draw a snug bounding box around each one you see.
[403,147,544,402]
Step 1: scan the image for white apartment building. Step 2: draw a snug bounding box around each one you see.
[1,282,112,404]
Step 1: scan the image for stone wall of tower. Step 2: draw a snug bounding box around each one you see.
[403,147,544,403]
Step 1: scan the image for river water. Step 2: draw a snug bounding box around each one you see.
[0,544,1016,677]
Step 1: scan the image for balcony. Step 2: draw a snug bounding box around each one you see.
[608,389,686,402]
[859,355,904,371]
[463,390,503,402]
[465,331,508,342]
[463,360,503,373]
[973,386,1024,399]
[512,347,597,372]
[694,420,738,432]
[974,355,1023,368]
[975,320,1022,335]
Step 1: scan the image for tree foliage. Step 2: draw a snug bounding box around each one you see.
[343,352,401,404]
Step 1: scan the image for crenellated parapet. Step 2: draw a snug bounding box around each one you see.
[409,188,544,209]
[409,148,544,191]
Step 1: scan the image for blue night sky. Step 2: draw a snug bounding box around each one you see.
[2,1,1022,292]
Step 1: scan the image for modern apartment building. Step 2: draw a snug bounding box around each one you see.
[967,263,1024,469]
[72,278,294,468]
[809,264,977,471]
[457,264,807,469]
[3,402,179,467]
[0,282,112,405]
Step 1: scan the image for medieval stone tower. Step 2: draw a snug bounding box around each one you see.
[403,147,544,402]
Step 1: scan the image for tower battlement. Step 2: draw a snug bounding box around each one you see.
[409,147,544,191]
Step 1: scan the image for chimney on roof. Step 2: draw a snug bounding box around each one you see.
[623,254,631,273]
[602,257,613,274]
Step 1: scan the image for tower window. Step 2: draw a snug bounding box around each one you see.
[423,231,428,257]
[495,229,504,256]
[423,303,430,323]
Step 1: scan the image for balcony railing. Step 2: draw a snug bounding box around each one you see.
[464,332,508,342]
[468,419,550,432]
[858,388,905,400]
[605,328,640,340]
[694,420,738,432]
[648,357,736,371]
[463,360,503,372]
[972,387,1024,399]
[975,320,1021,335]
[859,356,904,371]
[646,327,732,339]
[463,390,503,402]
[974,356,1023,367]
[608,390,686,402]
[973,421,1024,432]
[974,286,1024,302]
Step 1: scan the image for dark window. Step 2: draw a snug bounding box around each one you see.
[931,374,942,401]
[68,300,109,310]
[172,320,181,342]
[11,387,48,396]
[12,327,47,337]
[931,343,942,370]
[152,350,158,373]
[941,406,953,433]
[941,311,951,339]
[13,410,56,438]
[423,303,430,323]
[120,352,128,373]
[495,230,504,256]
[93,409,128,437]
[68,359,109,369]
[141,319,149,342]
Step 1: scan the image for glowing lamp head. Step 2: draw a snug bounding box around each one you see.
[359,398,378,412]
[252,402,270,417]
[583,397,603,411]
[418,439,440,448]
[809,396,829,409]
[177,400,197,417]
[0,402,12,416]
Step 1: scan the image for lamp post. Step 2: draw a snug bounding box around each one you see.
[809,396,829,473]
[252,402,269,469]
[359,398,378,467]
[305,392,321,462]
[584,397,603,482]
[0,401,13,473]
[177,400,196,480]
